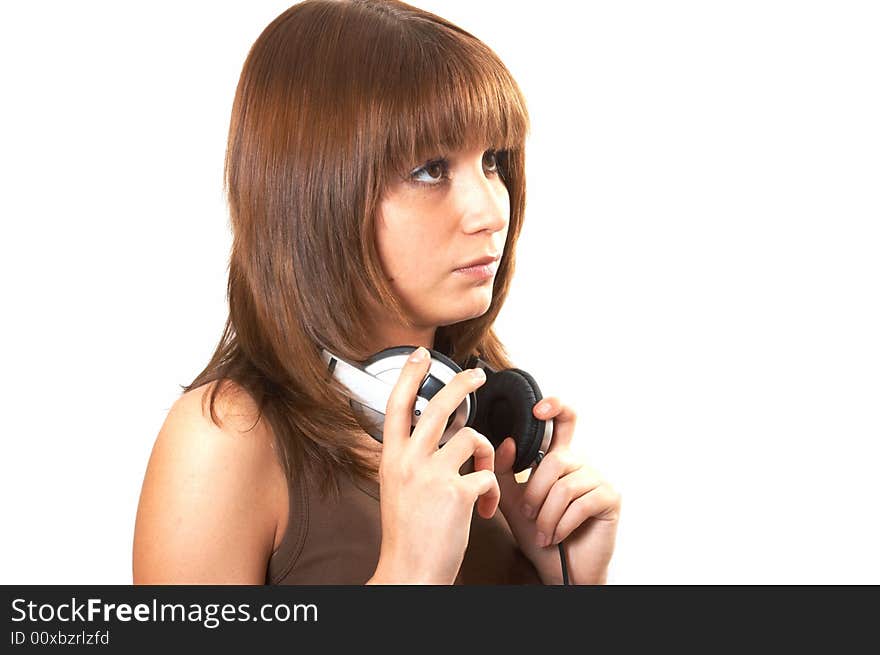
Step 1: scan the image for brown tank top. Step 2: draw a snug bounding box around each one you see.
[265,465,543,584]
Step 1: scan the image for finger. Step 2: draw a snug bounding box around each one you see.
[434,427,495,474]
[493,436,517,477]
[520,448,582,520]
[494,437,527,514]
[533,399,576,452]
[410,367,487,454]
[383,346,432,455]
[550,485,623,545]
[532,470,603,544]
[459,469,501,519]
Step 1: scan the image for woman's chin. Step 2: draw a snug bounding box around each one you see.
[435,296,493,326]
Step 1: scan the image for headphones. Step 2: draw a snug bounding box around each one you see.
[321,345,553,474]
[322,343,571,584]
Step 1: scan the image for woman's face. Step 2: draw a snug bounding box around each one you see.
[375,145,510,332]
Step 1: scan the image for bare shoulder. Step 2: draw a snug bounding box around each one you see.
[132,380,289,584]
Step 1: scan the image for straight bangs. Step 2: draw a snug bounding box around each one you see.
[377,25,530,187]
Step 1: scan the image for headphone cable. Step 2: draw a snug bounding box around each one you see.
[533,450,569,585]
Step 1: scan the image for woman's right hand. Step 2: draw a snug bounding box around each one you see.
[368,346,500,585]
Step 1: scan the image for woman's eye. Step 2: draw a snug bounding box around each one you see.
[409,160,448,185]
[424,161,447,182]
[483,150,498,172]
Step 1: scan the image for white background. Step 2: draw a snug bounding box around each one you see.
[1,1,878,584]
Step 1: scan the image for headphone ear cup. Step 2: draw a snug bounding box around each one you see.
[357,345,473,445]
[471,368,548,473]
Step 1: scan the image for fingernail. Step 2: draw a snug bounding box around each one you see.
[538,401,551,415]
[471,367,486,381]
[408,347,427,362]
[536,532,547,548]
[521,503,535,519]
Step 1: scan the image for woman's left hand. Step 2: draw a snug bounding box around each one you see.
[494,397,622,585]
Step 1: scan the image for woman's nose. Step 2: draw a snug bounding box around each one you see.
[456,171,509,234]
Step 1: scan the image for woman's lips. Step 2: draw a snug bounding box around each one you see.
[452,260,498,279]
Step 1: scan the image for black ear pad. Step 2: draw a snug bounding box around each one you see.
[470,368,548,474]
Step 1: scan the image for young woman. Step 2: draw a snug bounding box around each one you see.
[133,0,621,585]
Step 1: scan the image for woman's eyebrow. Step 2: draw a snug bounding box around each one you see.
[440,146,496,162]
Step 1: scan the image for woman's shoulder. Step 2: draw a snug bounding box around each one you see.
[173,380,291,547]
[133,380,290,583]
[165,380,281,475]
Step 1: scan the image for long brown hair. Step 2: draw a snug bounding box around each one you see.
[183,0,531,502]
